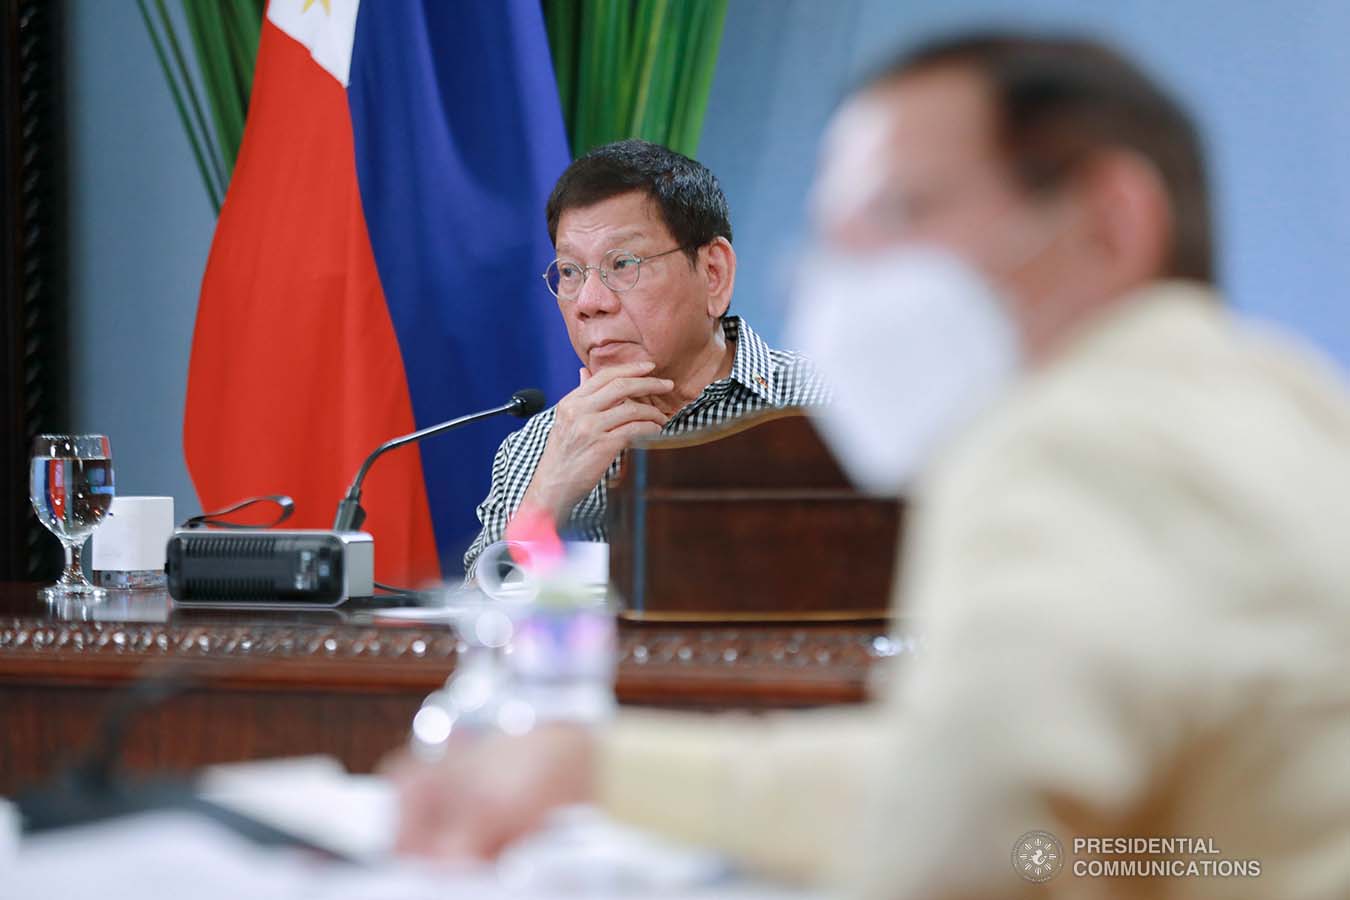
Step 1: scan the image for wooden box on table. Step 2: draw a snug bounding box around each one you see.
[607,409,904,622]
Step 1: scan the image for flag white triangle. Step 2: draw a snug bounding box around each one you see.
[267,0,361,87]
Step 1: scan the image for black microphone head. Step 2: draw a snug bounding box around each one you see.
[509,388,546,418]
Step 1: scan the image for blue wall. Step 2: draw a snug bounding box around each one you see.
[66,0,214,520]
[64,0,1350,519]
[701,0,1350,372]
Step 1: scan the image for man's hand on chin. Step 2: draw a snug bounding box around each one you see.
[385,723,597,862]
[520,360,672,523]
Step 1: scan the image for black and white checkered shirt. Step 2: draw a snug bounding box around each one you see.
[463,316,830,574]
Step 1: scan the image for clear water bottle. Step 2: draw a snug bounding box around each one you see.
[411,541,614,757]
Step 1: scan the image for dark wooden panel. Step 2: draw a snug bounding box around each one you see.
[637,409,859,489]
[639,499,898,618]
[610,410,904,620]
[0,684,422,795]
[1,0,68,581]
[0,583,902,796]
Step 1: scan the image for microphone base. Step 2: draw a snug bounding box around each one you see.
[331,497,366,532]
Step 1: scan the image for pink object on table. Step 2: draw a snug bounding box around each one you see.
[504,506,565,572]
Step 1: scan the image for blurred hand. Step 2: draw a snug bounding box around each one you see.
[384,724,596,861]
[520,362,672,522]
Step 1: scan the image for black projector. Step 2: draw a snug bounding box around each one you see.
[165,530,374,607]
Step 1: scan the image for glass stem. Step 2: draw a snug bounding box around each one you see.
[59,540,84,585]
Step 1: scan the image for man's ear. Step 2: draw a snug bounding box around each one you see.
[1078,150,1171,288]
[700,237,736,318]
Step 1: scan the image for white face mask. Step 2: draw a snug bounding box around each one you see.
[788,247,1022,494]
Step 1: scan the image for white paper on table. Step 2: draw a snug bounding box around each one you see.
[197,755,737,889]
[9,756,825,900]
[196,755,398,862]
[9,812,492,900]
[0,796,20,861]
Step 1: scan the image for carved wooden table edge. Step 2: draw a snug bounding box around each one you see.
[0,616,907,702]
[614,618,913,707]
[0,615,464,691]
[0,579,915,708]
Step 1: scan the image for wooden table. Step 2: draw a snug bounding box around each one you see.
[0,582,901,796]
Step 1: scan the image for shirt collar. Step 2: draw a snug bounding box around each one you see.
[721,316,776,403]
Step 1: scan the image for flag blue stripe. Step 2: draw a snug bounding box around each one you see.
[347,0,575,567]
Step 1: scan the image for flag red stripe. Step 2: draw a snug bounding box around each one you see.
[184,19,440,585]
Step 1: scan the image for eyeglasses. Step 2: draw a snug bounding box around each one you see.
[542,245,690,300]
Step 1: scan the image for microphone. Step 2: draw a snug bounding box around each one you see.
[332,388,546,532]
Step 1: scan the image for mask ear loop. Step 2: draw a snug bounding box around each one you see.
[181,495,295,529]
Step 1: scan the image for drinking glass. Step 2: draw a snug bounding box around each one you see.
[30,434,115,599]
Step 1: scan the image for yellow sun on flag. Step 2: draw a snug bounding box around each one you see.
[301,0,331,13]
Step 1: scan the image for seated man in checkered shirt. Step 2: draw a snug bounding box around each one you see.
[463,139,829,575]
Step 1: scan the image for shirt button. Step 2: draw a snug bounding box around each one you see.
[754,375,768,388]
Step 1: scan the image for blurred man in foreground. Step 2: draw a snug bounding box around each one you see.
[393,33,1350,898]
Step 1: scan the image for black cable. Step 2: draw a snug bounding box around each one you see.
[181,494,294,529]
[373,580,433,602]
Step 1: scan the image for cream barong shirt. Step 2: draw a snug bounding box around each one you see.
[594,282,1350,899]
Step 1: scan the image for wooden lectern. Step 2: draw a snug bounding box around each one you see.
[608,409,903,621]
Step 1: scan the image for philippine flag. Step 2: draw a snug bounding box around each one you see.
[183,0,576,585]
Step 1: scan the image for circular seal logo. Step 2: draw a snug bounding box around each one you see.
[1012,831,1064,883]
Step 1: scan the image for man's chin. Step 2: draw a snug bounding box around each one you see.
[587,343,648,369]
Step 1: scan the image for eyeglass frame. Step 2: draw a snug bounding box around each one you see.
[541,244,696,300]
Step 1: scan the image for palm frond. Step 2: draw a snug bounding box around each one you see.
[138,0,264,213]
[545,0,730,159]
